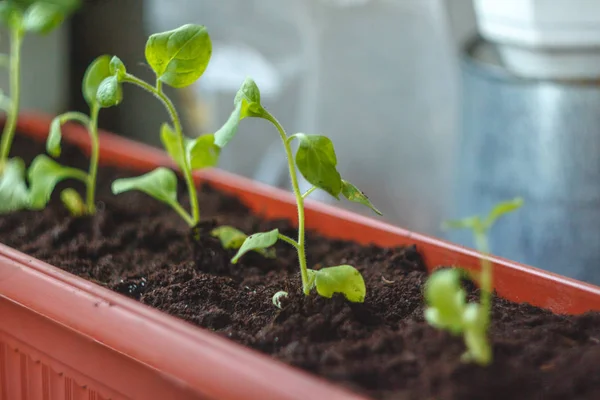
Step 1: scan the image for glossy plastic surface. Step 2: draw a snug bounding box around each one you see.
[1,113,599,400]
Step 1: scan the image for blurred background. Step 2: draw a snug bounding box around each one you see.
[7,0,600,285]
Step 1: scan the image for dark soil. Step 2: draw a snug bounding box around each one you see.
[2,134,600,400]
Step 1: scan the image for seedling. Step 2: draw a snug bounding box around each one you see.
[213,77,382,304]
[0,0,79,212]
[27,55,113,215]
[424,197,524,365]
[96,24,219,228]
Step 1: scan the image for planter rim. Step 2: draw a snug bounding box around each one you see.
[2,111,600,400]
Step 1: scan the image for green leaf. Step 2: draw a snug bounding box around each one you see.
[214,78,264,148]
[161,123,220,171]
[0,3,23,29]
[0,157,30,213]
[211,225,275,258]
[484,197,524,230]
[187,133,220,170]
[442,216,481,232]
[160,123,185,168]
[82,55,112,107]
[295,134,342,198]
[96,76,122,108]
[28,155,87,210]
[231,229,279,264]
[145,24,212,88]
[111,167,180,208]
[341,179,381,215]
[109,56,126,80]
[424,268,466,335]
[311,265,366,303]
[47,115,63,157]
[22,2,68,34]
[60,188,86,216]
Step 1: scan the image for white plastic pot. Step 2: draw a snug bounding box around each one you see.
[473,0,600,79]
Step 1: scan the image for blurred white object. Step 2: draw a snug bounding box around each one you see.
[474,0,600,79]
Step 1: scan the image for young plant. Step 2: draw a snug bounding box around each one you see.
[424,197,524,365]
[0,0,79,213]
[213,77,382,304]
[96,24,219,228]
[26,55,113,215]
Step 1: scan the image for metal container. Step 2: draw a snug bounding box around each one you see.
[451,37,600,285]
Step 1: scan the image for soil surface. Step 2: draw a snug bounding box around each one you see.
[2,134,600,400]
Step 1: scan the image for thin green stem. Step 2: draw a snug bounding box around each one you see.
[122,73,200,226]
[302,186,317,199]
[86,104,100,214]
[474,230,492,322]
[170,200,195,227]
[278,233,299,249]
[0,28,24,170]
[263,111,310,295]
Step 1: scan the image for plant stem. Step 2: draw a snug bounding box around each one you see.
[122,74,200,226]
[170,200,195,226]
[302,186,317,199]
[86,104,100,214]
[474,230,492,322]
[0,28,24,170]
[278,233,299,249]
[264,111,310,295]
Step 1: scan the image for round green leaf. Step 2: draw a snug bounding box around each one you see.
[96,75,122,108]
[231,229,279,264]
[212,225,275,258]
[160,123,185,168]
[313,265,366,303]
[82,55,112,106]
[60,188,86,216]
[22,2,67,34]
[295,134,342,198]
[145,24,212,88]
[424,268,466,335]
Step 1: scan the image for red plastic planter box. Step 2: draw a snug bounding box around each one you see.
[1,113,599,400]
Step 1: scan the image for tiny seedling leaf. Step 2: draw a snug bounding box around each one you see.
[341,179,381,215]
[231,229,279,264]
[272,291,288,309]
[442,216,481,232]
[424,268,466,335]
[111,167,179,208]
[82,55,112,107]
[109,56,126,80]
[0,157,30,213]
[22,3,66,34]
[295,134,342,198]
[96,75,122,108]
[187,133,220,170]
[160,123,186,168]
[145,24,212,88]
[211,225,276,258]
[312,265,366,303]
[28,155,88,210]
[484,197,524,230]
[214,78,264,148]
[60,188,86,217]
[47,116,63,157]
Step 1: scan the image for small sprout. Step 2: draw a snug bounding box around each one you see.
[108,24,219,229]
[217,77,380,302]
[0,157,30,213]
[211,226,276,259]
[28,54,111,215]
[272,291,288,309]
[426,198,524,366]
[0,0,80,173]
